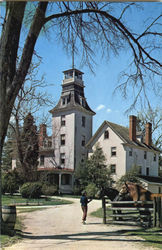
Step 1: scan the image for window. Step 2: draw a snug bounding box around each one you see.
[48,141,52,148]
[43,139,48,148]
[60,134,65,145]
[153,153,156,162]
[61,174,70,185]
[158,187,161,194]
[111,147,116,157]
[81,135,85,146]
[82,116,86,127]
[62,97,66,105]
[129,148,133,156]
[65,71,73,79]
[144,151,147,159]
[61,115,66,126]
[146,167,149,176]
[138,166,142,175]
[110,164,116,174]
[81,154,85,163]
[40,155,44,166]
[80,97,85,107]
[104,130,109,139]
[60,153,65,165]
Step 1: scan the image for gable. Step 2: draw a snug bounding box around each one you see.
[86,121,125,149]
[86,120,160,153]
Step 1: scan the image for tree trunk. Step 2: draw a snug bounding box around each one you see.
[0,2,48,234]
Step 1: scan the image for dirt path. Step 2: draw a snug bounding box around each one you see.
[5,197,157,250]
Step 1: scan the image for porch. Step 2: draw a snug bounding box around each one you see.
[38,168,74,194]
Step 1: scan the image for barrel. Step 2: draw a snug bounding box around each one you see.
[2,205,16,236]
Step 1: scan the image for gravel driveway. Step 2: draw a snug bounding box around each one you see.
[5,197,157,250]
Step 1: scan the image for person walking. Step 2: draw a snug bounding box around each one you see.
[80,191,92,224]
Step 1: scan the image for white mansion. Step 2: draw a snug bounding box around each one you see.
[13,68,161,193]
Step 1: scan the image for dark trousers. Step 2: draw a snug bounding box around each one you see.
[81,206,88,221]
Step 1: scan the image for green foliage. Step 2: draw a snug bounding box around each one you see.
[20,182,42,198]
[19,113,39,181]
[41,183,58,196]
[2,125,15,172]
[86,145,112,188]
[2,170,21,195]
[73,185,82,195]
[85,183,98,198]
[116,165,141,189]
[75,144,113,191]
[74,161,89,188]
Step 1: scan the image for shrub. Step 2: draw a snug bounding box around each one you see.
[41,184,58,196]
[116,165,141,189]
[2,170,19,195]
[85,183,98,198]
[73,185,82,195]
[20,182,42,198]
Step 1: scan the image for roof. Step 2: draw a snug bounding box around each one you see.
[63,68,84,75]
[137,175,162,185]
[49,91,95,115]
[86,120,160,152]
[37,167,74,173]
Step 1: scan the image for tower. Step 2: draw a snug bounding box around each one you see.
[49,68,95,192]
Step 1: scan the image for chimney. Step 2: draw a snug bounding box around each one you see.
[129,115,136,141]
[39,124,47,147]
[145,122,152,146]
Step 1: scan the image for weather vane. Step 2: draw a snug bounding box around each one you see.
[72,32,75,69]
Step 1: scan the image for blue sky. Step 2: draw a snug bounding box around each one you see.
[1,2,161,135]
[30,2,161,135]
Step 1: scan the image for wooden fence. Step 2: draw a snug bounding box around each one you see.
[102,197,162,228]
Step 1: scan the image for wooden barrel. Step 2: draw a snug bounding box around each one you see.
[2,205,16,236]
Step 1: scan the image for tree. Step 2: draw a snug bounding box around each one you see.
[7,58,55,176]
[137,107,162,149]
[1,126,14,172]
[116,165,141,189]
[17,113,39,182]
[1,2,161,160]
[11,57,55,127]
[75,144,113,193]
[2,169,22,195]
[0,1,161,225]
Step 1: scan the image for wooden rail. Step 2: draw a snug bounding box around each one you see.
[102,197,162,228]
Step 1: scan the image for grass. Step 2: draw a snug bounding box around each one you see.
[2,194,73,206]
[91,207,162,249]
[1,215,24,249]
[125,228,162,249]
[91,207,112,218]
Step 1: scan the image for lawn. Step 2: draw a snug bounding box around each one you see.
[91,207,162,249]
[2,194,73,206]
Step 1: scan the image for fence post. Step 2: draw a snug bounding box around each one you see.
[102,198,106,224]
[157,197,162,228]
[160,197,162,228]
[153,197,157,227]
